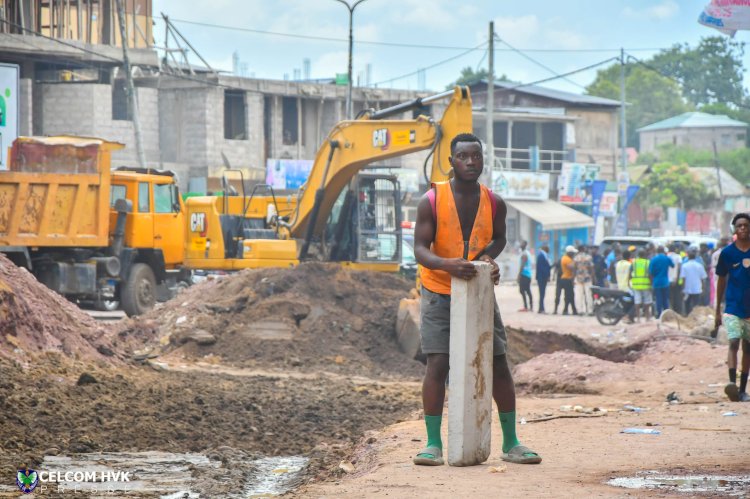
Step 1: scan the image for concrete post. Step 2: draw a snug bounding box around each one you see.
[448,262,494,466]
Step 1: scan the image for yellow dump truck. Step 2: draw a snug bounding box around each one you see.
[0,136,190,316]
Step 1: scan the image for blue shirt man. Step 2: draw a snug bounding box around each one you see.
[649,251,674,289]
[681,251,707,316]
[715,242,750,319]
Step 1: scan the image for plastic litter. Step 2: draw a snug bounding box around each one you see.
[621,428,661,435]
[623,405,648,413]
[722,412,738,417]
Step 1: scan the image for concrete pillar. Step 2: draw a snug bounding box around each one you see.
[448,262,494,466]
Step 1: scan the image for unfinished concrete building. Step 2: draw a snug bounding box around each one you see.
[0,0,429,191]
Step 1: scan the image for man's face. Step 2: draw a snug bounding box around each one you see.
[450,141,483,182]
[735,217,750,240]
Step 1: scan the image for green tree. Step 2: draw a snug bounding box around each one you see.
[446,67,511,89]
[638,162,715,210]
[638,144,750,186]
[650,36,746,107]
[587,64,689,146]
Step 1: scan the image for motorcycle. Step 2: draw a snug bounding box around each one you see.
[591,286,634,325]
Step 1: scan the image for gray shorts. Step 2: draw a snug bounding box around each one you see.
[420,287,507,356]
[633,289,653,305]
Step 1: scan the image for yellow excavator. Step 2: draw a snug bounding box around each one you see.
[183,86,472,272]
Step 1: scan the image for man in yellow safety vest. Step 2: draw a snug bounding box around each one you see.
[630,249,652,322]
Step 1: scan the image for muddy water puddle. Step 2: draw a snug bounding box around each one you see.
[609,471,750,496]
[0,451,308,497]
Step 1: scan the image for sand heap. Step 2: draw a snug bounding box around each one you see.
[0,253,112,360]
[116,263,425,379]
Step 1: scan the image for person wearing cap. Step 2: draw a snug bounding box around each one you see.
[554,245,578,315]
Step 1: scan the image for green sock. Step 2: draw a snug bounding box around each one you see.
[424,414,443,450]
[499,410,521,453]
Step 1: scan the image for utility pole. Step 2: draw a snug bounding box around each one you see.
[619,48,627,170]
[334,0,367,120]
[486,21,495,189]
[115,0,146,169]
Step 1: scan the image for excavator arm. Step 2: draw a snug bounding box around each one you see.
[291,86,472,251]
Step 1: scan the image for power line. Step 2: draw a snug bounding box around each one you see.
[167,17,667,53]
[372,42,487,87]
[494,34,587,90]
[469,56,620,98]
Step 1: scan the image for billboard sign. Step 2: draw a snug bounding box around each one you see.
[558,162,600,203]
[493,171,550,201]
[0,63,19,170]
[266,159,314,189]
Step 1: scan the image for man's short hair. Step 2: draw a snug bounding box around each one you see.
[732,212,750,228]
[637,249,646,258]
[450,133,482,155]
[622,250,631,260]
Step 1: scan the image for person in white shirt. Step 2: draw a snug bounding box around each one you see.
[680,248,708,316]
[667,244,683,314]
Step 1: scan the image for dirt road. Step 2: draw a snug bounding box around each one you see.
[296,284,750,498]
[2,257,748,497]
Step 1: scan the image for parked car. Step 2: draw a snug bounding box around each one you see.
[598,236,659,255]
[655,235,718,250]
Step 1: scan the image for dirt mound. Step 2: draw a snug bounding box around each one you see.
[0,253,113,361]
[513,350,635,394]
[115,263,424,379]
[0,353,421,492]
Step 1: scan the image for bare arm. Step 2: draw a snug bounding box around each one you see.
[413,192,476,280]
[715,274,727,328]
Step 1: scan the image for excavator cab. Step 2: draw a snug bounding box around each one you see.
[323,173,401,270]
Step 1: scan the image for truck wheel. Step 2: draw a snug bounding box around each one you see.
[121,263,156,317]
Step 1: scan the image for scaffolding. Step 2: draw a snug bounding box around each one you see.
[0,0,152,48]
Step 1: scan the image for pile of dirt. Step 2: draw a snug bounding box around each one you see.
[660,306,717,339]
[115,263,424,379]
[0,253,113,361]
[513,350,629,394]
[0,353,421,492]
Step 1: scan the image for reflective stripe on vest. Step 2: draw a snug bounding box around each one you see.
[631,258,650,290]
[420,181,494,295]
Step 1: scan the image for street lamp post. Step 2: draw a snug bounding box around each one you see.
[334,0,367,120]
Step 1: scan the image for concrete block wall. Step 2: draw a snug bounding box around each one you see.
[37,82,95,135]
[92,85,160,167]
[205,88,265,179]
[158,87,210,168]
[19,78,32,136]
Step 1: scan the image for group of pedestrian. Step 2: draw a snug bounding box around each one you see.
[515,243,604,316]
[603,239,730,322]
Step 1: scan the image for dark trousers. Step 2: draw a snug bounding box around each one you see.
[560,278,577,314]
[685,293,702,316]
[537,278,548,312]
[519,275,533,309]
[554,278,563,312]
[669,282,683,315]
[654,286,669,318]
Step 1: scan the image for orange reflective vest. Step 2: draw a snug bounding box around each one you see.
[421,181,494,295]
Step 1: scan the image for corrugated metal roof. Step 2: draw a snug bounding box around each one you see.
[637,112,748,132]
[472,80,622,107]
[506,199,595,230]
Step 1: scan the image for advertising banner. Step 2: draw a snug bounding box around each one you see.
[699,0,750,36]
[558,162,600,203]
[493,171,550,201]
[266,159,314,189]
[0,63,19,170]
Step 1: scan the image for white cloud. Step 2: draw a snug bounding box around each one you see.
[623,0,680,20]
[489,15,587,51]
[492,15,540,47]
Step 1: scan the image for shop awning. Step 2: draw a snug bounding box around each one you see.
[506,199,594,231]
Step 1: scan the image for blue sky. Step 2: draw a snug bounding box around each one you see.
[152,1,743,94]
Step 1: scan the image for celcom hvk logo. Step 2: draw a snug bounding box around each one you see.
[16,468,39,493]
